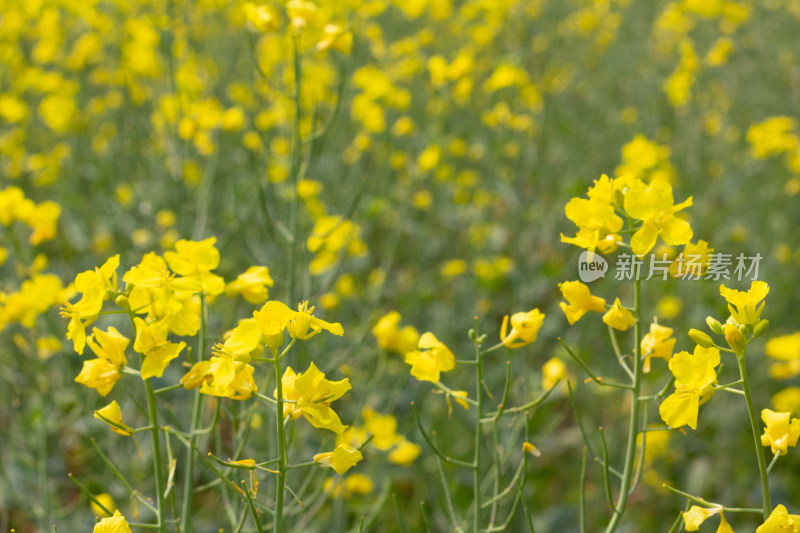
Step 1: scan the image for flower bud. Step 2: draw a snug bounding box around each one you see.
[753,319,769,338]
[724,323,745,353]
[706,316,723,335]
[689,329,715,348]
[114,294,129,310]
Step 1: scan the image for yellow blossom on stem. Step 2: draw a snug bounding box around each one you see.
[757,505,800,533]
[213,319,262,361]
[200,358,258,400]
[500,308,545,348]
[720,280,769,326]
[288,301,344,340]
[181,360,213,390]
[62,255,120,354]
[560,196,623,254]
[313,444,363,474]
[641,323,676,373]
[603,298,635,331]
[279,362,351,434]
[659,346,720,430]
[164,237,225,296]
[93,509,131,533]
[403,332,455,382]
[724,322,746,352]
[558,280,606,325]
[224,266,274,304]
[760,409,800,456]
[253,300,296,349]
[682,505,729,532]
[75,327,129,396]
[94,400,133,436]
[623,179,693,257]
[133,317,186,379]
[670,240,714,278]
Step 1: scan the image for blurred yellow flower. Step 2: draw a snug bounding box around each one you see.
[90,493,116,517]
[747,117,799,159]
[772,387,800,415]
[388,438,422,465]
[225,266,275,304]
[243,3,279,33]
[542,357,567,391]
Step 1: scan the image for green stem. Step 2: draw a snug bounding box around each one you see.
[181,294,207,532]
[737,350,771,519]
[473,325,484,533]
[605,275,642,533]
[144,376,167,532]
[127,311,166,532]
[273,347,289,533]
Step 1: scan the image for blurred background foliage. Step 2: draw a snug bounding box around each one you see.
[1,0,800,530]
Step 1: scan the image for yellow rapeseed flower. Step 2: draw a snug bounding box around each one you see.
[558,280,606,325]
[500,308,545,348]
[164,237,225,296]
[757,505,800,533]
[682,505,729,532]
[94,400,133,436]
[760,409,800,456]
[623,179,693,257]
[313,444,363,474]
[720,280,769,326]
[133,317,186,379]
[75,327,129,396]
[93,509,131,533]
[641,323,676,373]
[279,362,351,434]
[403,332,455,382]
[602,298,635,331]
[659,346,720,430]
